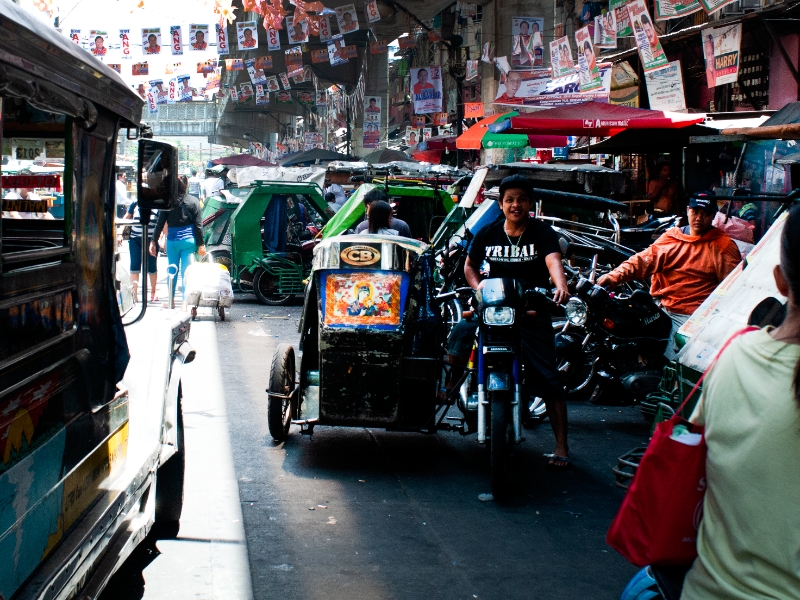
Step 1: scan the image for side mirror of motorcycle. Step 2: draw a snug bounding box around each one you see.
[576,278,594,296]
[558,236,574,259]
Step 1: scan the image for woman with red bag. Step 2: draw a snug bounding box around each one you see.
[681,205,800,599]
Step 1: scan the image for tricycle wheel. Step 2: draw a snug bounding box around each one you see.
[254,268,293,306]
[268,343,295,442]
[218,306,225,321]
[191,306,197,321]
[490,394,513,499]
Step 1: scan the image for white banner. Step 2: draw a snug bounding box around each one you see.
[231,166,327,188]
[645,61,686,112]
[494,64,612,108]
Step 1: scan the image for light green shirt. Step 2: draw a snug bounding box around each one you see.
[682,328,800,600]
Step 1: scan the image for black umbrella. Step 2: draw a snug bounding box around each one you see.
[280,148,351,166]
[362,149,414,164]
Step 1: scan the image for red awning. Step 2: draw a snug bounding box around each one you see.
[527,135,569,148]
[456,112,518,150]
[411,149,443,164]
[491,101,706,137]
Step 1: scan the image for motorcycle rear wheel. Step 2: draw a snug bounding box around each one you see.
[254,268,294,306]
[490,394,513,499]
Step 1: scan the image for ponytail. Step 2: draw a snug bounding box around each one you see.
[780,204,800,407]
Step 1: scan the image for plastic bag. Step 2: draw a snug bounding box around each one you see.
[713,212,754,244]
[184,262,234,307]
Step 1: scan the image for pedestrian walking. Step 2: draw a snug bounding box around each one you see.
[125,200,159,302]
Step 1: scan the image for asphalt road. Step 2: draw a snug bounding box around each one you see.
[103,288,649,600]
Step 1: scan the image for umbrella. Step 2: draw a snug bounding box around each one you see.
[410,149,443,164]
[456,112,569,150]
[281,148,350,166]
[362,149,412,164]
[210,153,276,167]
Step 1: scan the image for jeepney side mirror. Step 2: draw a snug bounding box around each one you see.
[137,139,179,211]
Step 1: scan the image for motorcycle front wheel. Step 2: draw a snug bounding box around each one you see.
[490,394,513,499]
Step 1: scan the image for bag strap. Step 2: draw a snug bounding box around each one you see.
[673,325,760,418]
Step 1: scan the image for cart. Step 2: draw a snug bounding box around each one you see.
[184,262,234,321]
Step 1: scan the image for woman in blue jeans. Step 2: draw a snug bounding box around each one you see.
[150,178,205,309]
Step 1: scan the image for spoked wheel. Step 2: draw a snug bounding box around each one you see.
[559,349,597,398]
[440,297,463,342]
[490,394,513,499]
[254,268,293,306]
[268,343,295,442]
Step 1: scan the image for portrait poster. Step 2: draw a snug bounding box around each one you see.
[655,0,702,19]
[108,63,121,73]
[245,58,268,85]
[237,21,258,50]
[287,16,309,44]
[365,0,381,23]
[702,24,741,88]
[239,83,254,103]
[132,62,149,76]
[342,45,358,58]
[285,47,304,77]
[313,91,327,106]
[266,27,281,51]
[255,55,272,70]
[370,41,388,54]
[433,112,448,126]
[305,132,323,150]
[628,0,668,72]
[327,36,348,65]
[177,74,193,101]
[481,41,495,64]
[362,123,380,149]
[89,30,108,56]
[312,49,329,63]
[550,36,575,79]
[511,17,544,68]
[575,27,603,91]
[70,29,81,45]
[255,84,269,105]
[298,91,314,105]
[142,28,162,55]
[698,0,737,14]
[279,72,291,89]
[323,272,403,327]
[293,66,312,83]
[169,25,183,55]
[422,128,432,141]
[364,96,381,123]
[230,86,239,102]
[190,25,209,51]
[226,58,244,71]
[398,34,415,49]
[197,60,216,74]
[119,29,131,59]
[405,127,419,146]
[644,60,687,111]
[410,115,426,128]
[276,91,293,103]
[466,59,479,81]
[594,13,617,49]
[216,23,229,55]
[319,16,333,42]
[410,66,443,114]
[335,5,359,34]
[266,75,280,91]
[611,0,633,36]
[149,79,168,104]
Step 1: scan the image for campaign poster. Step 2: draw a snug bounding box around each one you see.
[189,25,209,51]
[466,59,479,81]
[363,122,380,149]
[165,62,182,74]
[481,41,495,64]
[370,41,388,54]
[149,79,168,104]
[216,23,229,55]
[410,66,442,114]
[167,78,178,104]
[70,29,81,45]
[89,30,108,56]
[237,21,258,50]
[336,4,359,34]
[656,0,702,19]
[611,0,633,36]
[312,49,329,63]
[285,47,304,77]
[142,28,162,55]
[266,27,281,51]
[594,12,617,49]
[245,58,268,85]
[422,128,432,142]
[197,60,217,74]
[342,45,358,58]
[316,90,328,105]
[698,0,738,14]
[410,115,426,128]
[240,83,254,103]
[226,58,244,71]
[550,37,575,79]
[364,96,381,122]
[177,75,193,101]
[702,23,741,88]
[230,87,239,102]
[266,75,280,92]
[279,72,291,89]
[132,62,149,76]
[494,64,612,107]
[405,127,419,146]
[276,91,292,103]
[511,17,544,68]
[318,16,333,42]
[305,132,323,150]
[119,29,131,59]
[628,0,668,72]
[287,16,309,44]
[298,91,314,104]
[255,84,269,105]
[292,66,311,83]
[108,63,122,73]
[433,112,448,126]
[645,60,686,111]
[464,102,484,118]
[575,27,603,91]
[146,88,157,113]
[327,36,348,65]
[365,0,381,23]
[398,34,415,49]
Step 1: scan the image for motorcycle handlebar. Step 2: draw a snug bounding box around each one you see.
[434,287,473,304]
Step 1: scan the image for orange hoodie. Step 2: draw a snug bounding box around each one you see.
[604,227,742,315]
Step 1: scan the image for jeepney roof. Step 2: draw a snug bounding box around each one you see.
[0,0,143,126]
[315,234,430,256]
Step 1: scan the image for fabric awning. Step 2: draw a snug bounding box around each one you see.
[410,149,443,164]
[456,112,518,150]
[491,101,705,137]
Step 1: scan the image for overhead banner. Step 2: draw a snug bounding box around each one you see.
[493,64,612,108]
[190,25,209,50]
[511,16,544,68]
[89,30,107,56]
[216,23,229,55]
[611,0,633,37]
[702,23,741,87]
[594,13,617,49]
[628,0,668,72]
[645,61,687,111]
[410,66,443,114]
[550,37,575,79]
[655,0,702,20]
[575,26,602,92]
[142,28,162,55]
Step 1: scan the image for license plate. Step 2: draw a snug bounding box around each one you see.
[483,345,514,354]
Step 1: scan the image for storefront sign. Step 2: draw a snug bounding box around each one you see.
[493,65,611,108]
[645,61,687,112]
[628,0,668,72]
[2,175,61,190]
[550,37,575,79]
[575,26,603,91]
[655,0,702,20]
[702,23,741,88]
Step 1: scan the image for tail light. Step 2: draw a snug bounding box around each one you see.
[602,318,615,330]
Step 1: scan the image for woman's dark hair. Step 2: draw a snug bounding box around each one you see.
[781,204,800,407]
[368,200,392,233]
[178,175,188,195]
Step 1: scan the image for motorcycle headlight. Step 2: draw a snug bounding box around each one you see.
[565,298,588,326]
[484,306,515,325]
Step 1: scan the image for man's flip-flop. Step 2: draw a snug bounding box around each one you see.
[544,453,572,469]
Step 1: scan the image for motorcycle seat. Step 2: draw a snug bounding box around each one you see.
[630,289,655,306]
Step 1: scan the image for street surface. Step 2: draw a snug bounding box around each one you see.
[103,265,647,600]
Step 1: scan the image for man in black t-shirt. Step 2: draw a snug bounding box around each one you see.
[454,174,571,468]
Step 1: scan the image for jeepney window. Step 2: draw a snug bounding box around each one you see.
[1,98,69,273]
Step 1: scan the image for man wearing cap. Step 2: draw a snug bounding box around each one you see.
[597,194,741,360]
[450,174,572,468]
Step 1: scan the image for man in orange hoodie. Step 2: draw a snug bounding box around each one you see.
[597,194,741,360]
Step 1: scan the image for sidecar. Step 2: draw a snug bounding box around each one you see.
[266,235,448,440]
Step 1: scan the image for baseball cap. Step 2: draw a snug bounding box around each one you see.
[688,191,717,213]
[498,174,534,201]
